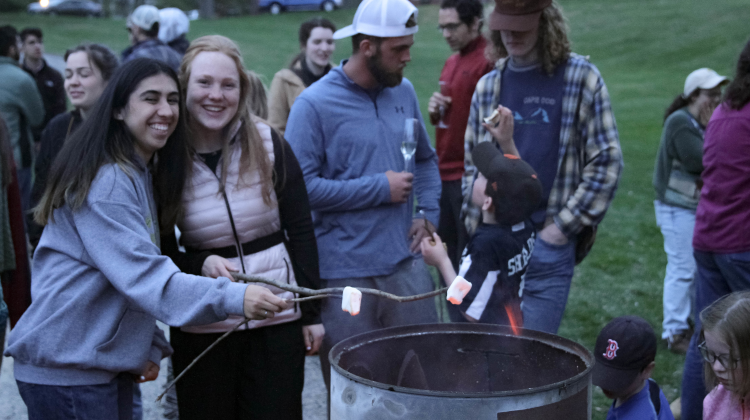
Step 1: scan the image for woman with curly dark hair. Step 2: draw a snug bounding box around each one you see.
[680,39,750,420]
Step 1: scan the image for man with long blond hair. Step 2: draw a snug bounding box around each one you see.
[462,0,623,334]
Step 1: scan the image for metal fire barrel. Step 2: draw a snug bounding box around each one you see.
[329,323,593,419]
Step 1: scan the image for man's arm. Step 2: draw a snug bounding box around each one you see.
[285,97,392,212]
[18,76,44,128]
[554,70,623,237]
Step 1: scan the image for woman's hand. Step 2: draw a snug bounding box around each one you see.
[202,255,238,281]
[481,105,520,158]
[302,324,325,356]
[243,285,289,320]
[135,361,160,383]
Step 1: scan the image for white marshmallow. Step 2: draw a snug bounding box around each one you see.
[446,276,472,305]
[342,286,362,316]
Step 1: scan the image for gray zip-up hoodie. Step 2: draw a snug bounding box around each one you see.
[5,160,248,386]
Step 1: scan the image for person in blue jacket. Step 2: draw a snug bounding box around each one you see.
[285,0,442,387]
[4,58,288,420]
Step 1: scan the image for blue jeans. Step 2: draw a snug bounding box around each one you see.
[18,374,134,420]
[681,250,750,420]
[655,201,696,339]
[521,237,576,334]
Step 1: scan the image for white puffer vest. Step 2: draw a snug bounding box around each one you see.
[178,122,301,333]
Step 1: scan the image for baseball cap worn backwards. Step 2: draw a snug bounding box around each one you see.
[333,0,419,40]
[128,5,160,31]
[488,0,551,32]
[592,316,657,394]
[471,142,542,226]
[683,68,728,98]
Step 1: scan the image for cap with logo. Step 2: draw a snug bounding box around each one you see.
[333,0,419,40]
[683,68,728,99]
[488,0,551,32]
[471,142,542,226]
[128,5,160,31]
[592,316,657,394]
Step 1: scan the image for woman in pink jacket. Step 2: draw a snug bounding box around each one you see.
[159,35,323,420]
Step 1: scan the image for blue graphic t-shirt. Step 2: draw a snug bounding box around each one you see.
[499,60,565,224]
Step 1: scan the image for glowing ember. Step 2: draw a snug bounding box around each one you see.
[446,276,471,305]
[342,286,362,316]
[504,304,522,336]
[40,0,49,7]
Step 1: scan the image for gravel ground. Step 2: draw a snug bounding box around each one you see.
[0,323,328,420]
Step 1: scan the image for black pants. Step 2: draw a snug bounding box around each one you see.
[171,320,305,420]
[438,179,468,271]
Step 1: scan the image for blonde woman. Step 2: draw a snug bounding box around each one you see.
[160,35,322,420]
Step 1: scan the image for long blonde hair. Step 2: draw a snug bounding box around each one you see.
[486,1,571,76]
[701,291,750,401]
[178,35,273,206]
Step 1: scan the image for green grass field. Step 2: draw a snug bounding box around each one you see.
[2,0,750,417]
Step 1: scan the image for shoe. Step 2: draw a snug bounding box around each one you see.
[667,329,693,354]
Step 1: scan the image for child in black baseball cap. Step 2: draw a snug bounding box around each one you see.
[421,116,542,324]
[593,316,675,419]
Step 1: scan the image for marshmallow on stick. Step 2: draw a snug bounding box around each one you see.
[446,277,472,305]
[342,286,362,316]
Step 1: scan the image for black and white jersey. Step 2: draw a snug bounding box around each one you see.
[457,221,535,324]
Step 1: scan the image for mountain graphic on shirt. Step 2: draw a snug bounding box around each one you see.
[514,108,550,125]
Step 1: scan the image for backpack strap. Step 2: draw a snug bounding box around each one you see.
[648,379,661,415]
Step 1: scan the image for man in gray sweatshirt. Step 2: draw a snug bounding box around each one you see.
[286,0,442,387]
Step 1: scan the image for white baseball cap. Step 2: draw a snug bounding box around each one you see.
[683,68,728,98]
[333,0,419,40]
[128,5,160,31]
[158,8,190,43]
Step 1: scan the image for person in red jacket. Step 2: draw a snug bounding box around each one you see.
[428,0,493,275]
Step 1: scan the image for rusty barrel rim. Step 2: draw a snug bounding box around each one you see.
[329,323,594,398]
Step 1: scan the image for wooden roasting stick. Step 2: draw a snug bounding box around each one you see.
[156,273,450,401]
[419,210,447,250]
[230,272,448,303]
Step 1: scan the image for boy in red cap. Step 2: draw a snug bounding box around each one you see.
[593,316,675,420]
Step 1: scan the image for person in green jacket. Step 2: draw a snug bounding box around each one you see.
[652,68,727,354]
[0,26,44,215]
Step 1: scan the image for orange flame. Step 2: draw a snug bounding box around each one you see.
[505,304,522,336]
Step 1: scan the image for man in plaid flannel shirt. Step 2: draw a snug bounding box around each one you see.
[462,0,622,334]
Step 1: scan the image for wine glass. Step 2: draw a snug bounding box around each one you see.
[401,118,418,172]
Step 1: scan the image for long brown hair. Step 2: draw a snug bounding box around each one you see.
[724,39,750,111]
[175,35,274,214]
[663,91,699,123]
[487,1,571,76]
[701,291,750,401]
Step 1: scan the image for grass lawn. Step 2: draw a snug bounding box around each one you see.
[2,0,750,417]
